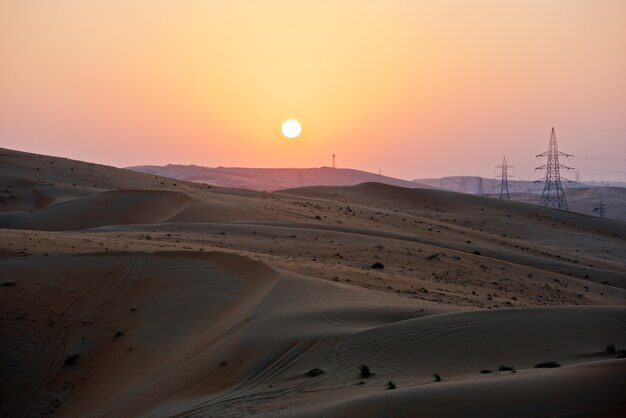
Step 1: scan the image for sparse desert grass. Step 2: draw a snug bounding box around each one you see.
[305,368,325,377]
[64,354,79,367]
[605,344,626,358]
[534,361,560,368]
[360,365,372,378]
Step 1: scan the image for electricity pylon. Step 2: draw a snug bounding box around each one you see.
[593,199,606,218]
[496,156,513,199]
[535,127,573,210]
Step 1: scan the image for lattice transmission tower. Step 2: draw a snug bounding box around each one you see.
[593,199,606,218]
[535,127,573,210]
[495,156,513,199]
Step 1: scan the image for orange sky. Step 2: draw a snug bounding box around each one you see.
[1,1,625,181]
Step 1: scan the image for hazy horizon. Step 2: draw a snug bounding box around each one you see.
[1,1,625,182]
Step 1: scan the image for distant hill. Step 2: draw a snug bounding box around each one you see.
[412,176,626,221]
[127,165,432,192]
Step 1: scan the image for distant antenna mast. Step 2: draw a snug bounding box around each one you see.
[332,154,336,169]
[460,175,466,193]
[496,156,513,199]
[478,177,484,195]
[535,127,573,210]
[593,199,606,218]
[378,169,382,182]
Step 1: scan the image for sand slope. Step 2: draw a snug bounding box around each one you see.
[2,252,624,417]
[0,190,191,230]
[286,360,626,418]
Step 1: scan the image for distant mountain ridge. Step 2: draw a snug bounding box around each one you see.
[127,164,432,192]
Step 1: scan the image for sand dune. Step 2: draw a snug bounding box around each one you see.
[1,148,625,417]
[2,251,624,417]
[0,190,191,230]
[287,360,626,418]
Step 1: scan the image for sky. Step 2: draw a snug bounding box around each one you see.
[1,0,625,182]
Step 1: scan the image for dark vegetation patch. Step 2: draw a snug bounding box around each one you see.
[305,368,325,377]
[534,361,560,368]
[498,365,515,372]
[360,365,372,378]
[64,354,79,367]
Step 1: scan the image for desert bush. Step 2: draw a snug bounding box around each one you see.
[606,343,616,354]
[498,365,515,372]
[64,354,79,367]
[371,262,384,269]
[306,368,325,377]
[480,369,493,374]
[433,373,442,382]
[360,365,372,378]
[534,361,560,368]
[386,381,396,390]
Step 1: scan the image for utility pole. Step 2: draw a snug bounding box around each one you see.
[496,156,513,199]
[536,127,573,210]
[332,154,336,169]
[478,177,484,195]
[460,175,466,193]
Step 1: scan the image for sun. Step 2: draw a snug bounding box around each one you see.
[281,119,301,139]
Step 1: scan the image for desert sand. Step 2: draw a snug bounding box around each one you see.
[1,147,625,417]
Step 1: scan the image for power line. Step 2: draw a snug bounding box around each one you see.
[576,169,626,175]
[569,155,626,162]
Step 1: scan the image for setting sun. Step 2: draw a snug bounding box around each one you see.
[281,120,302,139]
